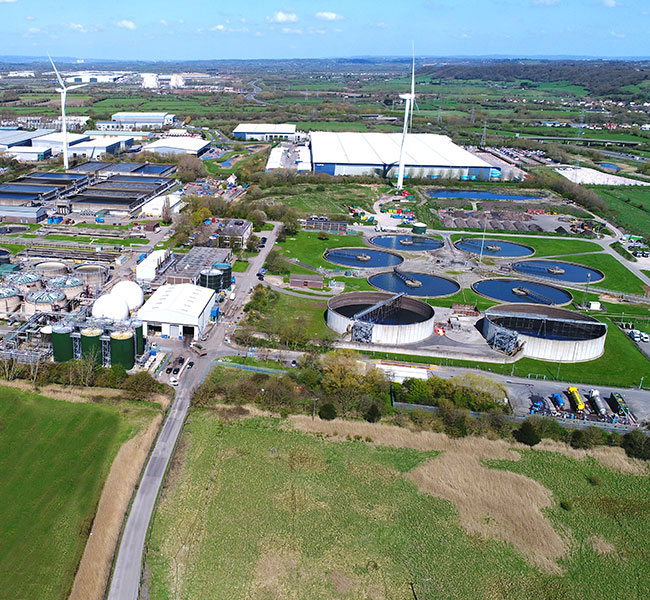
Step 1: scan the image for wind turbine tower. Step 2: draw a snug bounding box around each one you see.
[396,47,416,191]
[49,55,87,170]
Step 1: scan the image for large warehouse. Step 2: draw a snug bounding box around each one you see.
[233,123,297,142]
[137,283,216,338]
[142,137,210,156]
[309,132,494,180]
[107,112,176,130]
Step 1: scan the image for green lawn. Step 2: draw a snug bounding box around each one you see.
[594,187,650,239]
[294,121,368,132]
[276,231,366,271]
[232,259,249,273]
[0,386,156,600]
[146,413,650,600]
[450,234,602,257]
[259,292,332,339]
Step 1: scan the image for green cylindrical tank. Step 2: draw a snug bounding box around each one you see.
[412,222,427,235]
[110,330,135,370]
[199,268,224,291]
[80,327,103,363]
[51,325,73,362]
[132,320,145,355]
[213,263,232,290]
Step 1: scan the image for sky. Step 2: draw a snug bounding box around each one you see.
[0,0,647,61]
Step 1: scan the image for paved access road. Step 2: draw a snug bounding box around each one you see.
[107,224,281,600]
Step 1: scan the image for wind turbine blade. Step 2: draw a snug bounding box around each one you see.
[48,54,65,88]
[411,42,415,98]
[67,83,88,91]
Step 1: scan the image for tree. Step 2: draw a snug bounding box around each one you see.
[622,430,650,460]
[161,196,172,224]
[177,154,206,183]
[318,402,337,420]
[191,207,212,227]
[365,403,381,423]
[515,420,542,447]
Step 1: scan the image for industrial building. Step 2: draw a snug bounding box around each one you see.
[0,128,55,150]
[65,71,127,84]
[136,249,172,282]
[137,283,216,338]
[69,161,176,177]
[165,247,232,286]
[141,137,210,156]
[65,174,175,215]
[309,132,494,180]
[87,129,154,141]
[107,112,176,130]
[327,291,436,345]
[4,146,52,161]
[0,205,48,223]
[0,172,90,206]
[303,218,348,232]
[482,304,607,362]
[233,123,297,142]
[65,137,122,159]
[139,192,183,218]
[215,219,253,249]
[290,273,323,289]
[31,132,91,154]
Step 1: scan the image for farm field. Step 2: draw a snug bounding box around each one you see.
[594,187,650,239]
[0,386,157,600]
[146,413,650,600]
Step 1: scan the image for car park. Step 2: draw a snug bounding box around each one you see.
[172,367,179,375]
[187,361,194,369]
[165,366,172,374]
[178,357,185,365]
[169,376,179,387]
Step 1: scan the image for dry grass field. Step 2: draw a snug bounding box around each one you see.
[145,411,650,600]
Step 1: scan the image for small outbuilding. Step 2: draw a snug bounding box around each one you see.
[290,273,324,289]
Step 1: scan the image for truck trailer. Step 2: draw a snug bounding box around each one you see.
[567,387,586,412]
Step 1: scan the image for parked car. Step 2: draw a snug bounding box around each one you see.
[169,376,179,387]
[172,367,180,375]
[187,361,194,369]
[178,357,185,365]
[165,366,172,374]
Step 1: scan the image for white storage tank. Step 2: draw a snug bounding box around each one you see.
[0,285,22,313]
[47,275,85,299]
[24,289,67,314]
[3,271,43,293]
[91,293,130,321]
[34,261,68,276]
[74,263,109,286]
[111,280,145,311]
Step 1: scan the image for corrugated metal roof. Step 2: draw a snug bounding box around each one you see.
[0,129,54,148]
[309,132,491,169]
[234,123,296,134]
[143,138,209,152]
[0,205,47,216]
[137,284,215,325]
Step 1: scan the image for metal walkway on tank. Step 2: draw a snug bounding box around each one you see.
[515,286,555,305]
[393,267,420,287]
[353,293,405,323]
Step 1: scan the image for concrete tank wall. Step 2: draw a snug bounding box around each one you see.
[327,291,435,345]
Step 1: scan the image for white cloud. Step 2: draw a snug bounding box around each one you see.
[533,0,559,5]
[26,15,35,20]
[603,0,616,6]
[315,11,342,20]
[211,24,225,31]
[69,22,88,33]
[268,11,298,23]
[27,26,39,33]
[610,30,625,37]
[116,19,136,30]
[0,0,18,4]
[281,27,302,34]
[308,27,326,35]
[374,22,388,28]
[160,19,168,26]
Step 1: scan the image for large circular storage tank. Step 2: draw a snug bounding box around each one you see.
[34,261,67,276]
[412,222,427,235]
[91,293,130,321]
[482,303,607,363]
[80,327,103,363]
[24,289,66,314]
[74,263,108,286]
[48,275,84,299]
[52,325,74,362]
[0,286,21,312]
[199,268,224,291]
[40,325,52,344]
[213,262,232,288]
[327,291,435,345]
[4,271,42,292]
[110,330,135,370]
[0,248,10,265]
[132,320,145,355]
[111,280,144,311]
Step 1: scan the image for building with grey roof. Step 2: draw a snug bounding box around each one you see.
[0,205,48,223]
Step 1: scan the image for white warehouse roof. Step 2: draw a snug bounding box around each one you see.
[31,132,90,147]
[309,132,491,168]
[112,112,173,119]
[233,123,296,135]
[142,137,209,154]
[137,284,215,326]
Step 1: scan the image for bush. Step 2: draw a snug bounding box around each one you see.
[364,404,381,423]
[318,402,337,421]
[560,500,573,511]
[622,429,650,460]
[515,420,542,447]
[317,231,329,241]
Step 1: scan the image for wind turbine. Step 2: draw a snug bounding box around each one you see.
[396,45,416,191]
[48,55,87,170]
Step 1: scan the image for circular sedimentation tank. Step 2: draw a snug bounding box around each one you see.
[3,271,42,292]
[473,278,572,306]
[34,260,68,276]
[51,325,74,362]
[24,289,67,313]
[327,291,435,345]
[483,303,607,362]
[110,330,135,370]
[0,285,21,312]
[455,238,534,258]
[80,327,103,363]
[370,235,443,252]
[512,259,604,284]
[74,263,109,286]
[47,275,84,299]
[324,248,404,269]
[0,248,10,265]
[369,271,460,297]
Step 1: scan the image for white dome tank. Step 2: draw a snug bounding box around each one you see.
[91,293,130,321]
[111,280,145,311]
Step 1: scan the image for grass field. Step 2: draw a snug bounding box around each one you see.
[565,253,647,295]
[145,413,650,600]
[0,386,156,600]
[261,183,379,217]
[258,292,332,339]
[232,259,250,273]
[276,231,366,271]
[594,187,650,239]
